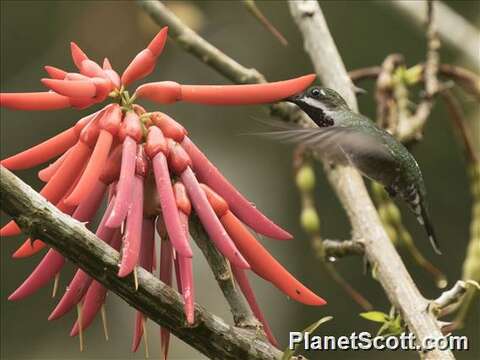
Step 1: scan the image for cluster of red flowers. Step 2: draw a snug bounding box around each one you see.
[0,27,325,356]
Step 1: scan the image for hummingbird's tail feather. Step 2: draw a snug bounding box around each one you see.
[418,202,442,255]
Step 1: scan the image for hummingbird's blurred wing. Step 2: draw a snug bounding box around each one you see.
[252,119,395,169]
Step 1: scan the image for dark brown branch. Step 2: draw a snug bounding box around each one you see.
[0,166,282,360]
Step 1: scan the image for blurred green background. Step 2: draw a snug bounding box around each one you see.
[1,1,478,359]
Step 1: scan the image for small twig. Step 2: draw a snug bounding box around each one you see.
[431,280,469,312]
[243,0,288,46]
[396,0,440,142]
[350,64,480,100]
[374,54,405,132]
[441,90,479,164]
[322,239,365,258]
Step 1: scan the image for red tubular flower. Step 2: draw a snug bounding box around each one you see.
[231,266,278,346]
[222,210,326,306]
[170,142,250,269]
[135,75,315,105]
[105,136,137,227]
[117,150,146,278]
[70,229,122,337]
[174,182,195,324]
[64,105,121,205]
[149,127,193,258]
[0,92,71,111]
[49,195,117,320]
[131,218,155,352]
[38,148,71,182]
[158,220,174,359]
[1,27,325,355]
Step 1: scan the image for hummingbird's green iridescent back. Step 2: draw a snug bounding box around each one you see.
[271,86,440,253]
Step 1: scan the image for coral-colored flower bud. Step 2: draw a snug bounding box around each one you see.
[41,78,97,98]
[135,145,148,177]
[80,59,108,80]
[167,139,191,174]
[173,182,191,216]
[91,77,113,101]
[118,111,142,142]
[147,27,168,57]
[79,114,101,147]
[145,126,168,158]
[44,65,67,80]
[64,73,90,81]
[132,104,146,116]
[104,69,121,89]
[73,108,103,135]
[70,42,89,70]
[100,144,123,184]
[151,112,186,141]
[99,103,122,135]
[69,97,96,110]
[135,81,181,104]
[121,49,155,87]
[103,58,113,70]
[121,27,168,87]
[200,184,229,217]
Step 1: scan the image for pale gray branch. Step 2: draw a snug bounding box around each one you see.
[383,0,479,67]
[288,1,453,359]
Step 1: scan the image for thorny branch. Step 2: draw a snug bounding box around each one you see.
[139,0,455,358]
[0,167,284,360]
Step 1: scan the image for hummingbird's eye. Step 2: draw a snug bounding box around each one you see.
[310,88,321,98]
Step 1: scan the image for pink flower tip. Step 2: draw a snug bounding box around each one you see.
[70,41,89,69]
[147,27,169,57]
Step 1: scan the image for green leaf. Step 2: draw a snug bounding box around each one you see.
[281,316,333,360]
[360,311,389,323]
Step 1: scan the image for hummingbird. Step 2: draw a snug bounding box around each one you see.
[263,86,440,254]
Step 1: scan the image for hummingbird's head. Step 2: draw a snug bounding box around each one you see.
[284,86,349,112]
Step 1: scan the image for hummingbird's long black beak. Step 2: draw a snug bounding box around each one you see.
[283,94,301,103]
